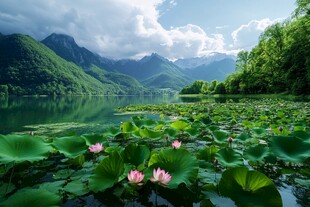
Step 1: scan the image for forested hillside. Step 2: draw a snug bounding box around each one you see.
[181,1,310,95]
[0,34,121,95]
[225,1,309,95]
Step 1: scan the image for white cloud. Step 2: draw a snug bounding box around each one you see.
[231,18,283,50]
[0,0,228,59]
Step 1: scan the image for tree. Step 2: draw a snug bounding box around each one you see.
[0,85,8,96]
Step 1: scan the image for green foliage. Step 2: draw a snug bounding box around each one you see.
[224,11,310,95]
[219,167,282,207]
[89,152,124,192]
[0,85,8,96]
[52,136,87,158]
[1,188,60,207]
[0,134,52,164]
[0,34,124,95]
[147,148,199,189]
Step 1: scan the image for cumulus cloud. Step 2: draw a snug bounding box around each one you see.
[0,0,227,59]
[231,18,283,50]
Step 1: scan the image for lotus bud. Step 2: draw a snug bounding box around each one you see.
[278,126,283,132]
[227,137,233,143]
[165,134,169,141]
[29,131,34,136]
[214,159,218,166]
[211,135,214,142]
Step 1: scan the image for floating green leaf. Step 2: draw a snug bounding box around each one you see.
[139,128,163,138]
[64,180,88,196]
[123,143,150,167]
[1,188,60,207]
[120,122,138,133]
[216,148,243,167]
[219,167,282,207]
[52,136,87,158]
[171,120,189,131]
[147,148,199,189]
[89,152,124,192]
[0,135,52,164]
[197,145,219,163]
[244,144,269,162]
[269,136,310,163]
[82,134,107,146]
[252,127,267,137]
[236,133,251,143]
[213,130,229,143]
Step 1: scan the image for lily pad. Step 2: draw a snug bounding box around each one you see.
[52,136,87,159]
[123,143,150,167]
[0,134,52,164]
[244,144,269,162]
[120,122,138,133]
[219,167,282,207]
[252,127,267,137]
[147,148,199,189]
[139,128,163,138]
[269,136,310,163]
[215,148,243,167]
[1,188,60,207]
[171,120,189,131]
[89,152,124,192]
[213,130,229,143]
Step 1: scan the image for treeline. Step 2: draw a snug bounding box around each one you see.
[181,0,310,95]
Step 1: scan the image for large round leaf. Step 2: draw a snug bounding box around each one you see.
[236,133,251,143]
[52,136,87,159]
[123,143,150,167]
[139,128,163,138]
[219,167,282,207]
[120,122,138,133]
[197,145,219,163]
[252,127,267,137]
[215,148,243,167]
[0,135,52,164]
[147,148,199,189]
[82,134,107,146]
[244,144,269,162]
[213,130,229,143]
[1,188,60,207]
[171,120,189,131]
[89,152,124,192]
[269,136,310,163]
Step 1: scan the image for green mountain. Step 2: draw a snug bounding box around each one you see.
[0,34,121,95]
[114,53,192,90]
[183,58,236,82]
[42,33,145,94]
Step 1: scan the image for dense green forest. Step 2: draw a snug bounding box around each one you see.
[181,0,310,95]
[0,34,122,95]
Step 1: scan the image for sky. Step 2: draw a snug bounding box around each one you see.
[0,0,296,60]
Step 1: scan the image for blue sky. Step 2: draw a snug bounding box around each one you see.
[0,0,296,59]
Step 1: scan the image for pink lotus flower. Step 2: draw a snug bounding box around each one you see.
[88,143,104,153]
[150,167,172,186]
[128,170,145,186]
[172,140,182,149]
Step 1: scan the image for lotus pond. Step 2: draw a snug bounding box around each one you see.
[0,97,309,206]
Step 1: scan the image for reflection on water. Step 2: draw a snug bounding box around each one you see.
[0,95,183,134]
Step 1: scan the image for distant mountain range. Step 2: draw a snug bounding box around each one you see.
[0,33,236,95]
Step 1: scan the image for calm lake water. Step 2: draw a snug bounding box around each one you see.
[0,95,307,135]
